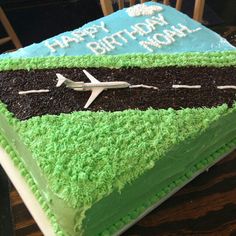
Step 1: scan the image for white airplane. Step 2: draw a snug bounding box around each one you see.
[56,70,130,108]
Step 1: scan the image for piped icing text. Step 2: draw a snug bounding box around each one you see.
[44,11,202,55]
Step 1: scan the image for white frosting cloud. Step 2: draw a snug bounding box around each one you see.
[126,4,163,17]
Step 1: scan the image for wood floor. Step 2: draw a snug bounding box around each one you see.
[8,149,236,236]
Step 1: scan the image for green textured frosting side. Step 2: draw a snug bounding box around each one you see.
[83,107,236,236]
[0,102,65,235]
[0,51,235,71]
[1,99,236,235]
[92,140,236,236]
[16,106,232,208]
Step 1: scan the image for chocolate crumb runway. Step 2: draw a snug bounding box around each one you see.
[0,66,236,120]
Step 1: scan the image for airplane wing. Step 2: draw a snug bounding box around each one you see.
[84,88,104,109]
[83,70,101,83]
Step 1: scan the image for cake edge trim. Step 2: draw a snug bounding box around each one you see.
[0,51,235,71]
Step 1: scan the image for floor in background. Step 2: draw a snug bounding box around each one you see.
[0,166,13,236]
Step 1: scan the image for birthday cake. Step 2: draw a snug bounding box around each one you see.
[0,2,236,236]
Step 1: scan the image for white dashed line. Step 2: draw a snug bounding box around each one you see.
[19,89,50,95]
[217,86,236,90]
[172,85,201,89]
[129,84,159,90]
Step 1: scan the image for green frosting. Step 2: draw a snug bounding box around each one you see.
[0,51,236,235]
[14,106,232,208]
[0,102,64,235]
[84,111,236,236]
[0,51,235,71]
[1,99,236,235]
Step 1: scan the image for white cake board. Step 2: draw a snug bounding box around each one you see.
[0,147,56,236]
[0,145,235,236]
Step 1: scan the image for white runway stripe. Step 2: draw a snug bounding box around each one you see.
[172,85,201,89]
[217,86,236,90]
[19,89,50,95]
[129,84,159,90]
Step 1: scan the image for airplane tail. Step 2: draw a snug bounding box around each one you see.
[56,73,74,87]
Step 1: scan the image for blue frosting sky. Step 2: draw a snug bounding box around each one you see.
[0,2,235,59]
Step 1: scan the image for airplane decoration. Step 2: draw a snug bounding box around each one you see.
[18,69,159,109]
[56,70,131,108]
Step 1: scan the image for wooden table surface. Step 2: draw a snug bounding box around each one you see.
[0,149,234,236]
